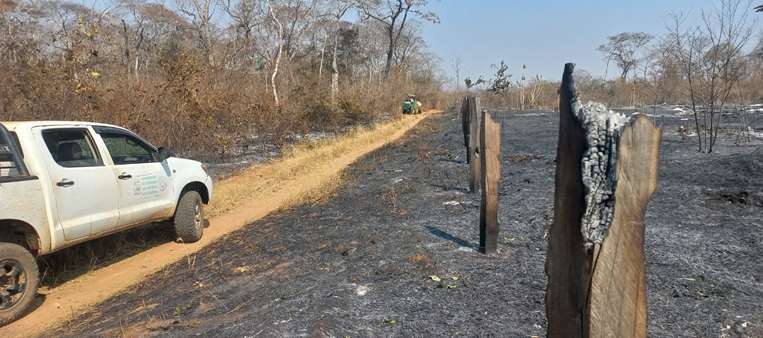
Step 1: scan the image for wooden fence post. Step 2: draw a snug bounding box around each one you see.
[479,110,502,254]
[468,96,481,192]
[545,63,661,338]
[461,97,470,164]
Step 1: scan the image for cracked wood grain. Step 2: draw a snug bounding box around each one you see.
[546,63,661,338]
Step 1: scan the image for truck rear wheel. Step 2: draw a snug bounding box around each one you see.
[174,190,204,243]
[0,242,39,326]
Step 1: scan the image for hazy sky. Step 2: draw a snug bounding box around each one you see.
[422,0,761,86]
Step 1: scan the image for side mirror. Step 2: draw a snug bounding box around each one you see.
[157,147,175,161]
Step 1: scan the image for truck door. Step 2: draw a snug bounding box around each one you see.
[38,127,120,241]
[96,129,173,231]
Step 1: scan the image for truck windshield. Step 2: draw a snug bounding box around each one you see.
[0,123,29,178]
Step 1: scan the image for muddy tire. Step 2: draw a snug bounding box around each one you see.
[0,242,39,326]
[174,190,204,243]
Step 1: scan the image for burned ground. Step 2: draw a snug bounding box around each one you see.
[54,110,762,337]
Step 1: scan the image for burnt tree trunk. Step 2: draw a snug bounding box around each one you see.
[546,63,591,338]
[546,63,661,338]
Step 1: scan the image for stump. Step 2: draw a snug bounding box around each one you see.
[479,110,502,254]
[468,96,481,192]
[461,97,471,164]
[545,63,661,338]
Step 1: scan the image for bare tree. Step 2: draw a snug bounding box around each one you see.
[119,1,155,80]
[267,0,284,107]
[598,32,653,80]
[700,0,754,152]
[281,0,320,61]
[668,0,755,153]
[177,0,216,64]
[520,64,526,110]
[222,0,260,62]
[453,57,462,91]
[356,0,438,77]
[525,75,545,109]
[0,0,446,154]
[355,20,387,86]
[668,13,714,152]
[398,25,424,64]
[223,0,289,107]
[327,0,354,103]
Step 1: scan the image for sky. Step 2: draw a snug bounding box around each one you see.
[421,0,762,86]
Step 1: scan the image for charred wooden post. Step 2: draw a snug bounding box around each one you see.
[461,97,471,164]
[468,96,481,192]
[545,63,661,338]
[546,63,590,337]
[479,110,502,254]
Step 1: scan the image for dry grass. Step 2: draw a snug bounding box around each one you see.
[0,111,433,338]
[208,114,429,217]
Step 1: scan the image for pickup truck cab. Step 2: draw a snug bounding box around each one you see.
[0,121,213,325]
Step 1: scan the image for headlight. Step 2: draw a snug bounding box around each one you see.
[201,163,209,172]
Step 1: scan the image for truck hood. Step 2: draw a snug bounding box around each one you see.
[167,157,206,174]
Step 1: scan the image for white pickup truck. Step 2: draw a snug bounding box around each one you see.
[0,121,213,325]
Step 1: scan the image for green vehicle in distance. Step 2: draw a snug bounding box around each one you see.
[402,95,422,115]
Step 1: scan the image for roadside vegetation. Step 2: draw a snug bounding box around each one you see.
[36,112,428,293]
[0,0,446,157]
[0,0,449,305]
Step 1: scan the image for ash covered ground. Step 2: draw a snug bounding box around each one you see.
[55,108,762,337]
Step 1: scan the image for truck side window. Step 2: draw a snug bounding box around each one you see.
[101,133,156,165]
[42,129,102,168]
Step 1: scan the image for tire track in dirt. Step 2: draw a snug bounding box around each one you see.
[53,109,553,337]
[0,113,433,338]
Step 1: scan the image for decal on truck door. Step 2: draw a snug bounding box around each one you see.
[133,173,163,199]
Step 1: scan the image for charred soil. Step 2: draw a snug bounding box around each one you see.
[54,110,762,337]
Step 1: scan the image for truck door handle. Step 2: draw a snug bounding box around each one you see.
[56,179,74,187]
[118,173,132,180]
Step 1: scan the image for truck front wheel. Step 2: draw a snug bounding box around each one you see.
[174,190,205,243]
[0,242,39,326]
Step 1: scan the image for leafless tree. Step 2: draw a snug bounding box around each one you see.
[222,0,295,107]
[525,74,545,108]
[598,32,653,80]
[281,0,320,61]
[667,0,756,153]
[392,23,424,69]
[356,0,438,77]
[324,0,354,103]
[222,0,260,62]
[177,0,216,64]
[266,0,284,107]
[453,57,462,91]
[0,0,445,157]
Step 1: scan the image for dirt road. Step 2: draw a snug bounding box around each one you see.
[23,109,763,337]
[0,114,430,338]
